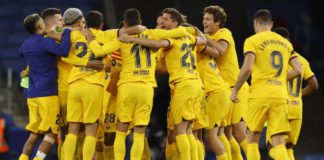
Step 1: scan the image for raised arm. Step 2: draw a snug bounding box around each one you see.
[119,33,170,49]
[201,44,220,58]
[194,27,207,46]
[118,25,147,36]
[43,29,71,57]
[207,38,229,56]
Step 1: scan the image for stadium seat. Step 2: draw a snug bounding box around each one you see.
[8,32,28,46]
[0,21,12,32]
[302,154,324,160]
[0,47,20,59]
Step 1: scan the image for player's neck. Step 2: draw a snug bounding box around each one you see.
[256,26,271,33]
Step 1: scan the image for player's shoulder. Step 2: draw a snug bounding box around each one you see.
[71,31,86,42]
[295,52,309,65]
[218,28,232,34]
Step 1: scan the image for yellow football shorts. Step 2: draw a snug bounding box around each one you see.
[67,80,103,123]
[116,82,154,126]
[231,83,249,124]
[245,98,290,136]
[207,88,231,129]
[105,95,118,132]
[170,79,201,125]
[26,96,59,134]
[193,89,209,131]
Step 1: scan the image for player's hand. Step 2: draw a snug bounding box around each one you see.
[82,29,95,43]
[20,70,28,78]
[118,33,132,42]
[87,60,104,71]
[230,90,240,103]
[105,62,112,72]
[46,26,62,41]
[136,25,147,32]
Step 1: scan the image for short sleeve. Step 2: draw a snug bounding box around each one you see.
[302,58,315,80]
[243,37,256,56]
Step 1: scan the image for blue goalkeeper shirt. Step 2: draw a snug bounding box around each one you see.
[19,29,71,98]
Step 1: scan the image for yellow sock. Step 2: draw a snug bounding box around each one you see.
[114,131,127,160]
[58,140,63,160]
[229,138,243,160]
[188,134,198,160]
[104,145,114,160]
[82,136,96,160]
[96,151,104,160]
[175,134,191,160]
[219,134,232,160]
[196,139,205,160]
[216,152,228,160]
[63,134,77,160]
[247,143,260,160]
[166,142,178,160]
[130,132,145,160]
[274,144,289,160]
[19,154,29,160]
[33,158,42,160]
[165,143,172,160]
[288,149,295,160]
[239,138,247,156]
[75,133,85,160]
[141,137,151,160]
[269,147,275,159]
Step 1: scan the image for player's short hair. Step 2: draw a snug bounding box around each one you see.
[203,5,227,28]
[124,8,141,26]
[162,8,185,26]
[273,27,290,40]
[41,8,61,21]
[23,13,41,34]
[63,8,83,25]
[86,10,103,29]
[254,9,272,25]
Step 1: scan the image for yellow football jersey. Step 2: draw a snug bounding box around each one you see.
[243,31,296,99]
[164,34,198,84]
[91,28,118,44]
[287,53,314,117]
[196,46,229,94]
[90,27,188,87]
[107,52,122,96]
[58,46,89,91]
[206,28,240,86]
[67,31,105,86]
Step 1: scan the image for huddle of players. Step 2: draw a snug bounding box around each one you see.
[17,4,318,160]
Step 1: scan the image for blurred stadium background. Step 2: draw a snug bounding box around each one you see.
[0,0,323,159]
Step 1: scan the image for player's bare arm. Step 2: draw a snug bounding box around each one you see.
[287,56,302,81]
[302,76,319,96]
[119,33,170,49]
[231,53,255,103]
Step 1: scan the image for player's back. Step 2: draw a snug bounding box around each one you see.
[164,34,198,84]
[68,31,105,86]
[117,29,160,87]
[244,31,295,99]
